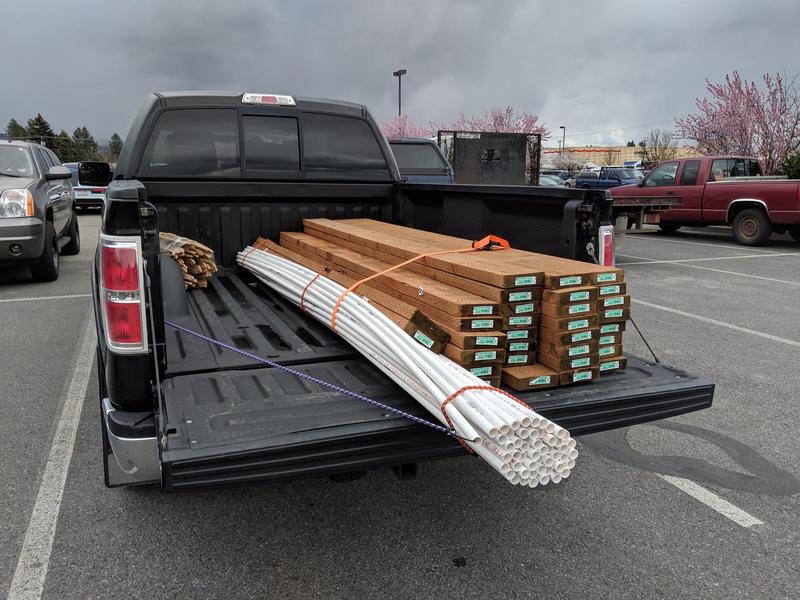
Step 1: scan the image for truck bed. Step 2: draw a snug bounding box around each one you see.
[159,269,714,491]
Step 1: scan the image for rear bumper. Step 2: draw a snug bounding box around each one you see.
[102,398,160,485]
[75,195,105,208]
[0,217,44,261]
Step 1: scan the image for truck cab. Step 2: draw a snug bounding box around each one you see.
[576,167,641,190]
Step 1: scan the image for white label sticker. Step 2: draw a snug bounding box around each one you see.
[568,303,591,315]
[569,291,590,302]
[413,331,434,348]
[471,319,494,329]
[571,331,592,342]
[560,276,582,286]
[568,345,590,357]
[529,375,552,385]
[509,291,532,302]
[568,319,589,331]
[475,350,497,361]
[600,360,620,372]
[597,273,617,282]
[573,371,593,382]
[476,336,498,346]
[509,342,529,352]
[507,330,529,340]
[515,276,536,286]
[472,305,494,315]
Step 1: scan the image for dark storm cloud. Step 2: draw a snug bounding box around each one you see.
[2,0,798,145]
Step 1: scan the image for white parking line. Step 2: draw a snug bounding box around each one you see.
[7,315,95,600]
[618,251,800,265]
[620,254,800,286]
[659,475,764,528]
[624,235,785,254]
[0,293,91,304]
[632,299,800,347]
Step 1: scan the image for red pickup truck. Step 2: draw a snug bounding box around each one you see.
[611,156,800,245]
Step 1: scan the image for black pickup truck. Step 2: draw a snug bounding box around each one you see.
[89,92,714,491]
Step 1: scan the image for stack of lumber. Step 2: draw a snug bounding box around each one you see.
[159,232,218,289]
[263,218,626,390]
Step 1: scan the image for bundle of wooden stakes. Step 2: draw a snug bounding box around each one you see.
[159,232,218,289]
[262,218,628,391]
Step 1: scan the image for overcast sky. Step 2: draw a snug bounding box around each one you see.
[3,0,798,147]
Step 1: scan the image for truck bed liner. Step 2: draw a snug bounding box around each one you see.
[160,271,714,491]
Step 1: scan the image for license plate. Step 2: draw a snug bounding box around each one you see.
[75,190,88,196]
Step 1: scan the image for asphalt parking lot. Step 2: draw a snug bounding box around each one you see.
[1,216,799,600]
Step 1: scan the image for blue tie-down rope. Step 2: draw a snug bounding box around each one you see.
[165,320,462,439]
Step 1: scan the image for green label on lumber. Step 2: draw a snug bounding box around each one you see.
[472,305,494,316]
[413,331,435,348]
[569,291,590,302]
[599,346,616,357]
[476,336,498,346]
[601,324,620,333]
[573,371,593,382]
[560,276,582,286]
[605,309,624,318]
[568,319,589,331]
[509,291,532,302]
[571,357,591,368]
[515,303,534,314]
[507,354,528,364]
[568,303,590,315]
[600,360,620,372]
[509,316,532,326]
[515,276,537,286]
[475,351,497,361]
[529,375,552,385]
[597,273,617,282]
[507,330,529,340]
[509,342,529,352]
[599,335,615,345]
[471,319,494,329]
[568,345,590,357]
[600,284,620,296]
[572,331,592,342]
[470,366,493,377]
[604,296,625,307]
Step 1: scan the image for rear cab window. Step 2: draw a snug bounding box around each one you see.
[136,106,389,180]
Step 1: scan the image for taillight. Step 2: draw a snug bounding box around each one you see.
[91,188,107,194]
[598,224,615,266]
[99,235,147,353]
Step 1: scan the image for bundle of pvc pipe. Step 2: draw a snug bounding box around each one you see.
[237,246,577,487]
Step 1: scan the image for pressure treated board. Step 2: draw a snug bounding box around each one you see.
[597,282,627,297]
[598,344,623,360]
[597,331,623,346]
[538,327,599,346]
[596,295,631,311]
[438,326,506,349]
[303,219,544,288]
[541,300,595,319]
[540,314,599,333]
[280,232,499,317]
[506,339,536,353]
[542,286,598,305]
[501,364,559,391]
[537,350,599,371]
[500,301,540,317]
[555,367,599,385]
[599,321,627,335]
[598,307,630,324]
[502,314,541,329]
[539,340,599,359]
[599,355,627,375]
[505,352,535,366]
[443,345,507,366]
[505,328,539,342]
[301,226,542,303]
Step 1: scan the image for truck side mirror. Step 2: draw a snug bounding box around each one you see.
[78,161,112,187]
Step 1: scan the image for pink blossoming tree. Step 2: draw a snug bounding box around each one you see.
[675,71,800,174]
[380,114,433,138]
[381,106,549,139]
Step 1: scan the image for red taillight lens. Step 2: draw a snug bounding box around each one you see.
[91,188,107,193]
[102,245,139,291]
[100,236,146,353]
[105,301,143,344]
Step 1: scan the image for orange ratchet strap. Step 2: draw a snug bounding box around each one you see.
[440,384,533,453]
[329,234,510,331]
[299,272,323,313]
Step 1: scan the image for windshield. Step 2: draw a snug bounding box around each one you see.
[0,146,35,177]
[390,142,448,172]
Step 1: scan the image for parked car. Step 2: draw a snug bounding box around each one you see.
[64,162,108,210]
[0,141,80,281]
[540,169,569,181]
[611,156,800,245]
[91,91,713,490]
[576,167,640,190]
[538,174,567,186]
[388,137,454,183]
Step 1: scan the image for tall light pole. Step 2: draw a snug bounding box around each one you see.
[393,69,407,117]
[559,125,566,155]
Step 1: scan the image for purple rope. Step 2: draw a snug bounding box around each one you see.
[165,320,459,439]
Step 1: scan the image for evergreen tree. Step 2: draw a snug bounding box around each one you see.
[6,118,27,140]
[109,133,123,158]
[73,126,98,160]
[51,130,77,163]
[26,113,56,146]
